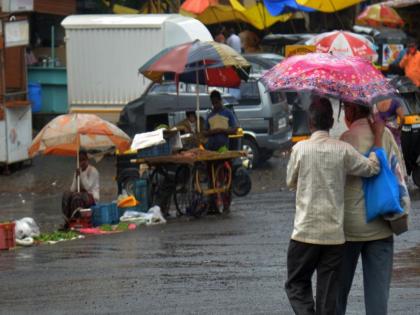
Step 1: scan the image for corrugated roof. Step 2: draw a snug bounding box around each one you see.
[61,14,194,29]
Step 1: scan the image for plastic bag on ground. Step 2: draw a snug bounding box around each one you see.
[120,206,166,225]
[120,210,148,225]
[14,217,40,240]
[146,206,166,225]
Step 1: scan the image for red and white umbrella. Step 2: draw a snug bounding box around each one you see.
[305,30,378,62]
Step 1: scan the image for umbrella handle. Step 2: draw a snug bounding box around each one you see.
[77,143,80,193]
[337,101,342,122]
[196,68,200,133]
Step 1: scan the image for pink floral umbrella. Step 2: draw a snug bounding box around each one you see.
[260,53,396,106]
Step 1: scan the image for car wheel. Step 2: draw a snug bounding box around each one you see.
[242,138,260,169]
[174,165,193,216]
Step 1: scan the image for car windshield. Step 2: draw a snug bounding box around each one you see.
[226,81,260,105]
[149,83,176,94]
[244,54,283,74]
[149,82,187,94]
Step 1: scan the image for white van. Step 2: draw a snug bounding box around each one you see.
[61,14,213,122]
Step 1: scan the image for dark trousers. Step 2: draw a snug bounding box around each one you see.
[62,191,95,221]
[337,237,394,315]
[285,239,344,315]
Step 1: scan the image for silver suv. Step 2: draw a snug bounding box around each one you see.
[118,78,292,167]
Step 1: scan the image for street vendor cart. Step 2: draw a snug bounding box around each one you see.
[131,148,246,217]
[116,126,250,217]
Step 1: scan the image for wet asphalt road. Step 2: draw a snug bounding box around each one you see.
[0,155,420,315]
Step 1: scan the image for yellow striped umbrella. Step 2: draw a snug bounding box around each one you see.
[295,0,362,13]
[180,0,292,30]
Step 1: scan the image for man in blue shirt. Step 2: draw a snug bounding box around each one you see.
[204,90,238,152]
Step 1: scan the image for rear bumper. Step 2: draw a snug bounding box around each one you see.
[255,128,292,151]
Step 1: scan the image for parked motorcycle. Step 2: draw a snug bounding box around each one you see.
[391,76,420,187]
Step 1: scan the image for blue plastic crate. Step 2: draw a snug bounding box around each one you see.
[137,142,171,158]
[134,179,149,212]
[91,203,119,226]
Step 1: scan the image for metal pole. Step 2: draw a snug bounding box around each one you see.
[51,25,55,68]
[77,144,80,192]
[329,0,345,29]
[196,68,200,132]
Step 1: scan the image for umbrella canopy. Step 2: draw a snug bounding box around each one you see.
[139,40,250,133]
[260,53,396,106]
[295,0,361,12]
[139,40,251,87]
[356,4,405,28]
[305,30,378,61]
[263,0,315,15]
[29,113,131,157]
[181,0,219,14]
[180,0,292,30]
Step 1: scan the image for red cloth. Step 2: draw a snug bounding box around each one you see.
[77,228,119,235]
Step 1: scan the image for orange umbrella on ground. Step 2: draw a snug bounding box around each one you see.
[29,113,131,191]
[356,4,405,28]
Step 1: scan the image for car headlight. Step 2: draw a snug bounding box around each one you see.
[278,117,287,129]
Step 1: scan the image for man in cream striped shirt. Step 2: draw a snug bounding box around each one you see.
[285,97,383,315]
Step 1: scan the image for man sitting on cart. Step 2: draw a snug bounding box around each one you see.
[204,90,238,152]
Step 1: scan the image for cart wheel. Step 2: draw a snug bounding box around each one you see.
[149,168,162,206]
[212,162,232,213]
[232,167,252,197]
[174,165,193,216]
[187,192,208,218]
[180,163,209,218]
[194,162,209,194]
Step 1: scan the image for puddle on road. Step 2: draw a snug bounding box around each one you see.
[393,244,420,287]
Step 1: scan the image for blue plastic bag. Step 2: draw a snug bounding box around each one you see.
[362,148,404,222]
